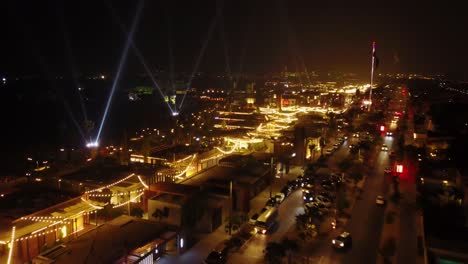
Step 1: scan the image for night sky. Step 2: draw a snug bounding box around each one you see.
[2,0,468,78]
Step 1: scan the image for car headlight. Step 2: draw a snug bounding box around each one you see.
[340,242,344,247]
[332,240,336,244]
[262,229,267,234]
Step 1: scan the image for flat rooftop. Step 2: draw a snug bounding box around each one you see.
[63,163,131,186]
[182,164,269,187]
[37,215,177,264]
[149,145,196,161]
[150,193,187,205]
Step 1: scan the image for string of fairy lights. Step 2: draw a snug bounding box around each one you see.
[3,210,99,245]
[85,173,136,194]
[87,188,145,197]
[112,192,144,209]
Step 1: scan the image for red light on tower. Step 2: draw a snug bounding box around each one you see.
[396,164,403,174]
[380,125,385,132]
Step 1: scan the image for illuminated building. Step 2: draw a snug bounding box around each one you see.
[33,215,182,263]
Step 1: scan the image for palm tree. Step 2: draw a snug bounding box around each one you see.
[319,137,326,156]
[130,207,144,218]
[264,241,286,264]
[309,144,316,161]
[152,208,164,222]
[281,238,299,264]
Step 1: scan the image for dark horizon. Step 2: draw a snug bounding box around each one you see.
[2,0,468,79]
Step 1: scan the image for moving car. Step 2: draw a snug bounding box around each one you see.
[386,131,393,136]
[384,167,392,174]
[381,144,388,151]
[332,232,352,250]
[376,195,386,205]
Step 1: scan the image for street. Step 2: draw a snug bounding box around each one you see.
[229,167,305,263]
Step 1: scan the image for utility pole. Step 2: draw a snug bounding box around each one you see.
[127,191,131,216]
[229,180,233,235]
[269,156,274,199]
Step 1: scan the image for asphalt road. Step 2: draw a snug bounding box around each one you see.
[228,184,305,263]
[340,136,392,264]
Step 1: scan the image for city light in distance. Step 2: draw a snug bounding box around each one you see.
[86,141,99,148]
[172,111,179,116]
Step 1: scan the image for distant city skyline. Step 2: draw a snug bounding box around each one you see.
[2,1,468,79]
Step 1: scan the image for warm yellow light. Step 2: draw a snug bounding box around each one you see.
[7,226,15,264]
[61,226,67,238]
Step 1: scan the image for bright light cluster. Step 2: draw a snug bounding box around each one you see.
[86,141,99,148]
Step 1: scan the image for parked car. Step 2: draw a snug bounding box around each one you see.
[275,193,285,203]
[266,197,277,207]
[281,186,292,197]
[249,213,259,225]
[319,191,336,201]
[204,247,228,264]
[376,195,386,206]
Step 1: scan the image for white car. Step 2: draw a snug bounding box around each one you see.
[275,193,285,203]
[376,196,386,205]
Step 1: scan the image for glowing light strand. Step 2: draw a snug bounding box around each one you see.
[215,142,239,155]
[112,191,144,208]
[137,175,149,189]
[87,188,144,197]
[85,173,136,194]
[80,197,105,210]
[173,154,197,178]
[7,226,15,264]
